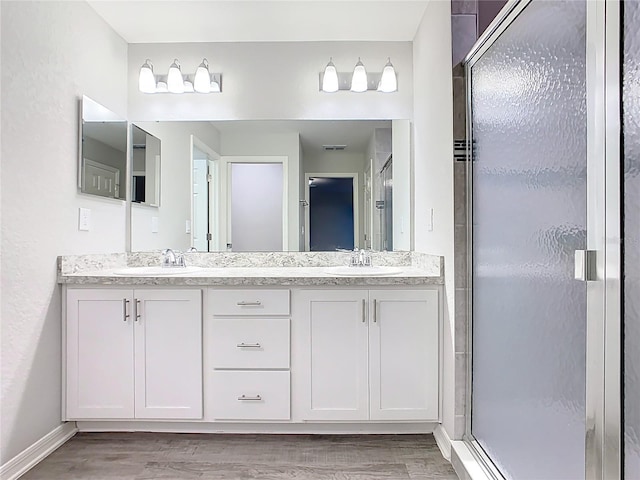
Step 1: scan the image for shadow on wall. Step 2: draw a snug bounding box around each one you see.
[2,280,63,463]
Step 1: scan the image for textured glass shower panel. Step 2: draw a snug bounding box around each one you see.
[471,1,586,479]
[623,1,640,477]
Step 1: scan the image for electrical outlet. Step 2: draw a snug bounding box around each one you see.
[78,208,91,231]
[185,220,191,234]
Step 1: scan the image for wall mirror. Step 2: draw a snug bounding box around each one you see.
[79,95,127,200]
[131,125,161,206]
[129,119,411,253]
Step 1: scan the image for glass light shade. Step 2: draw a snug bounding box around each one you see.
[183,80,195,93]
[155,81,168,93]
[138,60,156,93]
[350,58,368,92]
[167,59,184,93]
[322,59,339,93]
[210,79,221,92]
[194,59,211,93]
[377,59,397,93]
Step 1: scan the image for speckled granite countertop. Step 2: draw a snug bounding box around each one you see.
[58,252,444,287]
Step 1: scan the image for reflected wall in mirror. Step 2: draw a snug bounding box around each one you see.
[129,119,411,253]
[80,96,127,200]
[131,125,161,206]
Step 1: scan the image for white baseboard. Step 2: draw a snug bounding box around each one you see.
[433,424,452,461]
[76,421,436,435]
[0,422,77,480]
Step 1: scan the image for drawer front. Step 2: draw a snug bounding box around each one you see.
[211,319,290,369]
[210,371,290,420]
[209,289,290,316]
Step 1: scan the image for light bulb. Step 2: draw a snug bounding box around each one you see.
[167,59,184,93]
[377,58,397,93]
[138,59,156,93]
[194,58,211,93]
[350,58,368,92]
[322,58,339,93]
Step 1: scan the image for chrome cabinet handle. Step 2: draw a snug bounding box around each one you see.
[236,301,262,306]
[362,299,366,323]
[135,299,141,322]
[237,394,262,401]
[373,299,378,323]
[123,299,130,322]
[236,343,261,348]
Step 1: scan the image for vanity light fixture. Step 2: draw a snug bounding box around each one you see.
[377,58,397,93]
[321,58,339,93]
[167,59,184,93]
[138,58,223,94]
[350,58,368,93]
[194,58,211,93]
[138,59,156,93]
[319,57,398,93]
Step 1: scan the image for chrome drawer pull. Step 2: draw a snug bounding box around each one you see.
[236,301,262,306]
[236,343,261,348]
[237,394,262,401]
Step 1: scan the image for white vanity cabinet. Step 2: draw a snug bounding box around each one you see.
[293,288,439,422]
[65,288,202,420]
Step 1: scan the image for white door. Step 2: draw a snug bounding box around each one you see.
[192,158,209,252]
[369,289,439,421]
[66,289,134,419]
[133,289,202,419]
[296,290,369,420]
[82,159,120,199]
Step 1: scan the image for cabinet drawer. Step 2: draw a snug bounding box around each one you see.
[210,319,290,369]
[210,371,290,420]
[209,289,290,316]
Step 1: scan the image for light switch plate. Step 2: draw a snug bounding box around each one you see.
[151,216,159,233]
[427,208,434,232]
[185,220,191,234]
[78,208,91,231]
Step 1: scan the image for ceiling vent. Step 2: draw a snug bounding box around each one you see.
[322,145,347,151]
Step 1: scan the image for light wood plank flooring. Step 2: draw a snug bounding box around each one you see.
[22,433,459,479]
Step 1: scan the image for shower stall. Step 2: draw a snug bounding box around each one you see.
[464,0,638,478]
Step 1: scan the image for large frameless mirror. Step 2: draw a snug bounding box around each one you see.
[79,95,127,200]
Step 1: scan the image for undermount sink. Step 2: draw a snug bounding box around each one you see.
[112,266,205,276]
[325,266,404,276]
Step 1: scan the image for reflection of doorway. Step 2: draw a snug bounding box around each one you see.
[380,156,393,251]
[191,136,220,252]
[305,173,358,251]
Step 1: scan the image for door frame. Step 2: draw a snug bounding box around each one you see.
[190,135,220,252]
[304,172,359,252]
[462,0,622,479]
[221,155,289,252]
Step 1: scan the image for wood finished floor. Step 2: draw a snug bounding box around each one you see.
[22,433,459,480]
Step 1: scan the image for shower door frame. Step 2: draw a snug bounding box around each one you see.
[462,1,623,479]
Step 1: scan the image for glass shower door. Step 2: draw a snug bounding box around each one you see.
[468,1,587,478]
[623,1,640,477]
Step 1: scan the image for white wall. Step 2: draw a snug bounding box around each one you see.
[412,1,456,438]
[128,42,413,121]
[0,1,128,463]
[303,151,366,248]
[392,119,412,251]
[131,121,221,251]
[221,132,301,250]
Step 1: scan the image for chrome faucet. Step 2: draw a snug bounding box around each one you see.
[350,248,372,267]
[161,248,186,267]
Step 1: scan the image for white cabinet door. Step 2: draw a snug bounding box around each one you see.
[296,290,369,420]
[134,289,202,419]
[368,289,439,421]
[66,289,134,419]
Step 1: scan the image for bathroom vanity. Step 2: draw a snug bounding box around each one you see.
[58,252,443,433]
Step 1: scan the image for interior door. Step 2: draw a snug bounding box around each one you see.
[192,157,209,252]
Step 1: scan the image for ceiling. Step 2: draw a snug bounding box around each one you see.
[211,119,391,155]
[86,1,430,43]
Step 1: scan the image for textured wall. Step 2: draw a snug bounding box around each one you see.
[412,0,455,438]
[0,1,128,463]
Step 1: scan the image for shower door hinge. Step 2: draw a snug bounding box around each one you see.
[206,233,212,241]
[207,174,212,182]
[574,250,597,282]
